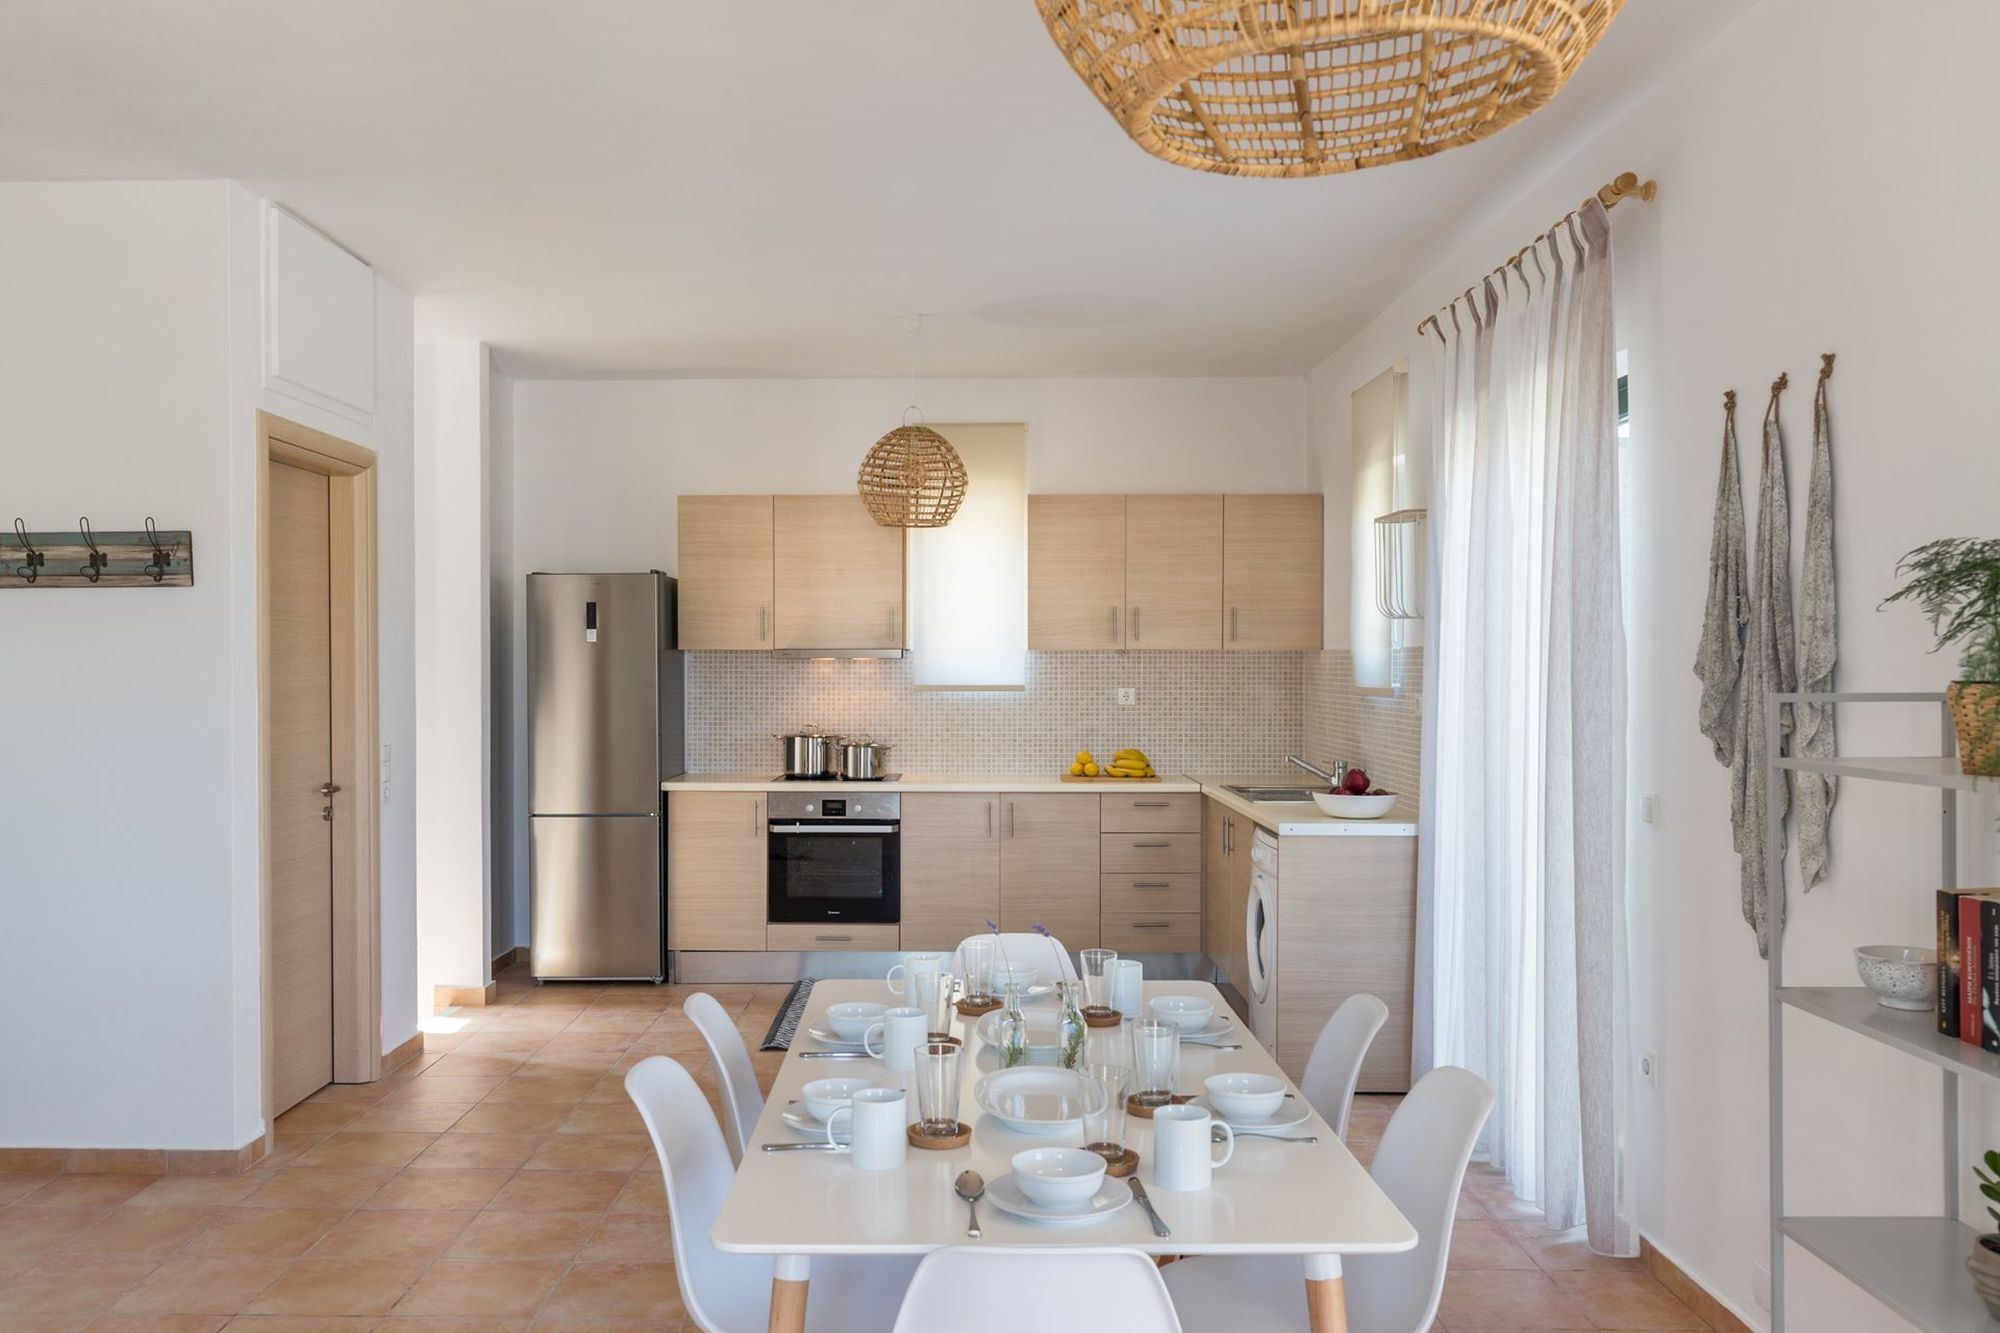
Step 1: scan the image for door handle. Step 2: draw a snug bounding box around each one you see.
[320,782,341,822]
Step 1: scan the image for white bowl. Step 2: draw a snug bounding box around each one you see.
[1204,1072,1288,1123]
[1854,945,1937,1011]
[992,961,1040,990]
[1012,1147,1108,1209]
[1148,995,1216,1033]
[974,1068,1103,1137]
[1312,791,1399,819]
[825,1001,886,1041]
[801,1076,873,1123]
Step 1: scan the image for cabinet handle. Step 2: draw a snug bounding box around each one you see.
[1133,801,1170,808]
[815,934,853,943]
[1006,802,1016,838]
[1133,881,1171,889]
[1109,606,1120,643]
[1132,921,1171,929]
[1132,605,1141,641]
[986,802,994,839]
[752,802,762,836]
[1131,841,1171,849]
[759,606,768,642]
[1230,606,1239,642]
[1222,817,1232,856]
[888,607,898,642]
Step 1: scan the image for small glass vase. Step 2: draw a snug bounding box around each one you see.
[996,981,1031,1068]
[1055,980,1088,1071]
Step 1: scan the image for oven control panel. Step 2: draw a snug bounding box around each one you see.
[766,792,901,822]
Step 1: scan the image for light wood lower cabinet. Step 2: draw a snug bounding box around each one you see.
[1099,791,1201,834]
[999,795,1101,948]
[767,923,900,952]
[1102,912,1201,953]
[1100,872,1201,916]
[898,794,1000,952]
[667,792,767,951]
[1203,798,1251,994]
[1099,832,1201,875]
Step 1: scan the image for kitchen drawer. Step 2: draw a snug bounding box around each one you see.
[766,923,900,953]
[1099,792,1201,833]
[1099,833,1201,875]
[1100,873,1202,916]
[1100,911,1201,953]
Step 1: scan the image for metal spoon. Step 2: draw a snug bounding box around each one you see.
[954,1169,985,1238]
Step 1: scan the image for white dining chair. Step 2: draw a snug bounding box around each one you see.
[625,1055,917,1333]
[1159,1065,1495,1333]
[1299,992,1390,1141]
[684,992,764,1163]
[891,1247,1183,1332]
[952,932,1079,982]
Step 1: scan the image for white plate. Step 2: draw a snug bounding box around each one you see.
[1178,1015,1237,1045]
[780,1102,850,1142]
[985,1172,1133,1226]
[1190,1094,1311,1132]
[805,1024,870,1052]
[973,1067,1103,1137]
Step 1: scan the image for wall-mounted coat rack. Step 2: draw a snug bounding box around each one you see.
[7,517,194,588]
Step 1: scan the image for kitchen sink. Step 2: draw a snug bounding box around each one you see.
[1221,785,1320,804]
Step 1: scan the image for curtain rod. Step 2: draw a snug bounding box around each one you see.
[1415,171,1658,338]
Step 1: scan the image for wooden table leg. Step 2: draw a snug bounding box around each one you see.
[1304,1254,1349,1333]
[769,1254,810,1333]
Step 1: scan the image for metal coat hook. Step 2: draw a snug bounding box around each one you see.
[13,518,44,584]
[78,517,106,584]
[143,517,174,584]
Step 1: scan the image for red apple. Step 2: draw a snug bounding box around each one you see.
[1343,768,1371,794]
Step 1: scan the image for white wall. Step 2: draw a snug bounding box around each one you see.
[493,375,1309,944]
[0,181,417,1151]
[1305,2,2000,1325]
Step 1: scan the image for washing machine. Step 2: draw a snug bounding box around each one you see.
[1243,827,1280,1057]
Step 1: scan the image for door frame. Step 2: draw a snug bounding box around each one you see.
[257,410,382,1139]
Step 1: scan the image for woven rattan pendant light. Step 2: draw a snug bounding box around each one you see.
[1035,0,1625,179]
[857,317,968,529]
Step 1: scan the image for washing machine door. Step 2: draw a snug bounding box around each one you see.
[1245,867,1275,1005]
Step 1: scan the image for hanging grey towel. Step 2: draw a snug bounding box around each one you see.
[1794,354,1839,890]
[1734,374,1798,958]
[1694,391,1748,766]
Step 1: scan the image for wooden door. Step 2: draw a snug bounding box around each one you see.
[999,795,1100,949]
[678,496,774,649]
[1125,495,1222,649]
[1028,495,1126,649]
[1222,494,1323,650]
[667,792,768,950]
[899,794,1000,951]
[773,496,905,650]
[270,462,335,1115]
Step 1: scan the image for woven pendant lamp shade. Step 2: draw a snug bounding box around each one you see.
[1035,0,1624,179]
[857,424,969,529]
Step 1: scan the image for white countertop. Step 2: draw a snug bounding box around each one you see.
[1194,775,1419,838]
[664,772,1205,794]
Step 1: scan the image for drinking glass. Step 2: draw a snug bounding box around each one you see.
[960,938,996,1006]
[915,1041,963,1136]
[916,969,958,1041]
[1080,1062,1131,1161]
[1132,1018,1180,1108]
[1079,947,1118,1016]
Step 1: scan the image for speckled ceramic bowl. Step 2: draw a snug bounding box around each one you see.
[1854,945,1937,1011]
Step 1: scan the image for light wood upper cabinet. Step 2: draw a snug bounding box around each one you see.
[1223,494,1323,651]
[1125,495,1222,650]
[1028,495,1127,650]
[678,496,774,649]
[999,794,1101,948]
[667,792,767,951]
[773,496,906,650]
[899,794,1001,952]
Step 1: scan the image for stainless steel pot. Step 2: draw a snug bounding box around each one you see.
[775,729,837,779]
[838,738,892,781]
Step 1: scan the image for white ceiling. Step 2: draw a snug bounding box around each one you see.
[1,2,1739,378]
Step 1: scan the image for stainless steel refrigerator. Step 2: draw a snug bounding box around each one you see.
[527,571,685,981]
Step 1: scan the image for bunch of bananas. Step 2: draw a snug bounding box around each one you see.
[1069,747,1157,779]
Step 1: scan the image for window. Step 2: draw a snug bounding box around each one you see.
[1350,367,1410,694]
[909,423,1028,689]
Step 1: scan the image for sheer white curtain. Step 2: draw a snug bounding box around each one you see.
[1420,199,1633,1254]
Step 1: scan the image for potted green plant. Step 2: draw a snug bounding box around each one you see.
[1970,1151,2000,1316]
[1883,538,2000,775]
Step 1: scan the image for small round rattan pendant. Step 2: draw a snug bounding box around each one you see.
[857,419,968,529]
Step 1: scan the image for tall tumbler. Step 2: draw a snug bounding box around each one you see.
[1079,947,1118,1017]
[915,1041,964,1137]
[1132,1018,1181,1108]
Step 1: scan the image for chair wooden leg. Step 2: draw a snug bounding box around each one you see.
[1304,1273,1349,1333]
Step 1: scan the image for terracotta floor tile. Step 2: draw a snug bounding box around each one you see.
[0,1313,92,1332]
[378,1320,530,1332]
[112,1257,293,1314]
[408,1135,543,1173]
[361,1171,513,1213]
[64,1204,216,1255]
[444,1211,600,1260]
[16,1176,158,1210]
[0,1210,114,1254]
[88,1314,231,1331]
[550,1104,643,1136]
[606,1172,666,1215]
[241,1169,394,1211]
[576,1214,672,1262]
[578,1078,633,1106]
[451,1034,552,1058]
[520,1135,649,1173]
[246,1260,427,1317]
[1449,1220,1542,1271]
[392,1260,566,1317]
[0,1174,56,1206]
[479,1076,597,1106]
[538,1261,685,1321]
[274,1105,362,1136]
[487,1171,626,1215]
[218,1317,379,1330]
[422,1056,530,1081]
[1438,1271,1592,1329]
[1502,1221,1647,1274]
[382,1079,506,1106]
[186,1209,348,1259]
[341,1104,476,1135]
[1547,1271,1706,1329]
[125,1176,265,1208]
[303,1081,399,1106]
[297,1135,438,1172]
[563,1011,655,1035]
[0,1256,160,1314]
[308,1209,474,1260]
[448,1106,567,1138]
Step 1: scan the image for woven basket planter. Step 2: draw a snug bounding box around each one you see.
[1949,681,2000,776]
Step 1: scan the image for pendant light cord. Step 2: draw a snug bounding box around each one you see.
[903,313,924,427]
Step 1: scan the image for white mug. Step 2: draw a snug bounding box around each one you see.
[826,1086,908,1170]
[1152,1104,1234,1190]
[864,1006,929,1073]
[1110,959,1144,1017]
[887,952,949,999]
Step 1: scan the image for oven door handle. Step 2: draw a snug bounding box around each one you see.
[767,823,900,834]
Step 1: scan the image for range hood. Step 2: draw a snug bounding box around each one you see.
[773,647,907,660]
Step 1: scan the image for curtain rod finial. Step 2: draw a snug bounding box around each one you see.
[1771,371,1789,395]
[1724,389,1736,411]
[1819,352,1836,379]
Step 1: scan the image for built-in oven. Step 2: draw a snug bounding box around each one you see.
[765,791,901,925]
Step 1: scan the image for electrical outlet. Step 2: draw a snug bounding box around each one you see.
[1116,688,1137,706]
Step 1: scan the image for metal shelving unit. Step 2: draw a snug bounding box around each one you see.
[1768,692,1998,1331]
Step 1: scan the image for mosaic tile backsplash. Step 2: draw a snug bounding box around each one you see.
[685,651,1305,776]
[1300,646,1425,805]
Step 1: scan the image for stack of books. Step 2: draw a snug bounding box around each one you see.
[1938,890,2000,1048]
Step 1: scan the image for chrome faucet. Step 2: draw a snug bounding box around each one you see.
[1287,755,1347,787]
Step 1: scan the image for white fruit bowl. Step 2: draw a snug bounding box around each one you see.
[1853,945,1936,1011]
[1313,792,1399,819]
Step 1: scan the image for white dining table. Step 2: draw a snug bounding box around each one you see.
[712,978,1416,1332]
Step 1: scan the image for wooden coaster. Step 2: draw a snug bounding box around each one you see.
[1126,1093,1191,1119]
[1083,1008,1122,1028]
[925,1034,963,1048]
[1092,1146,1141,1177]
[908,1121,972,1150]
[956,997,1000,1018]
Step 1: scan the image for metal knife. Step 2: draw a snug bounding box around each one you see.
[761,1142,849,1152]
[1128,1177,1172,1238]
[798,1051,871,1060]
